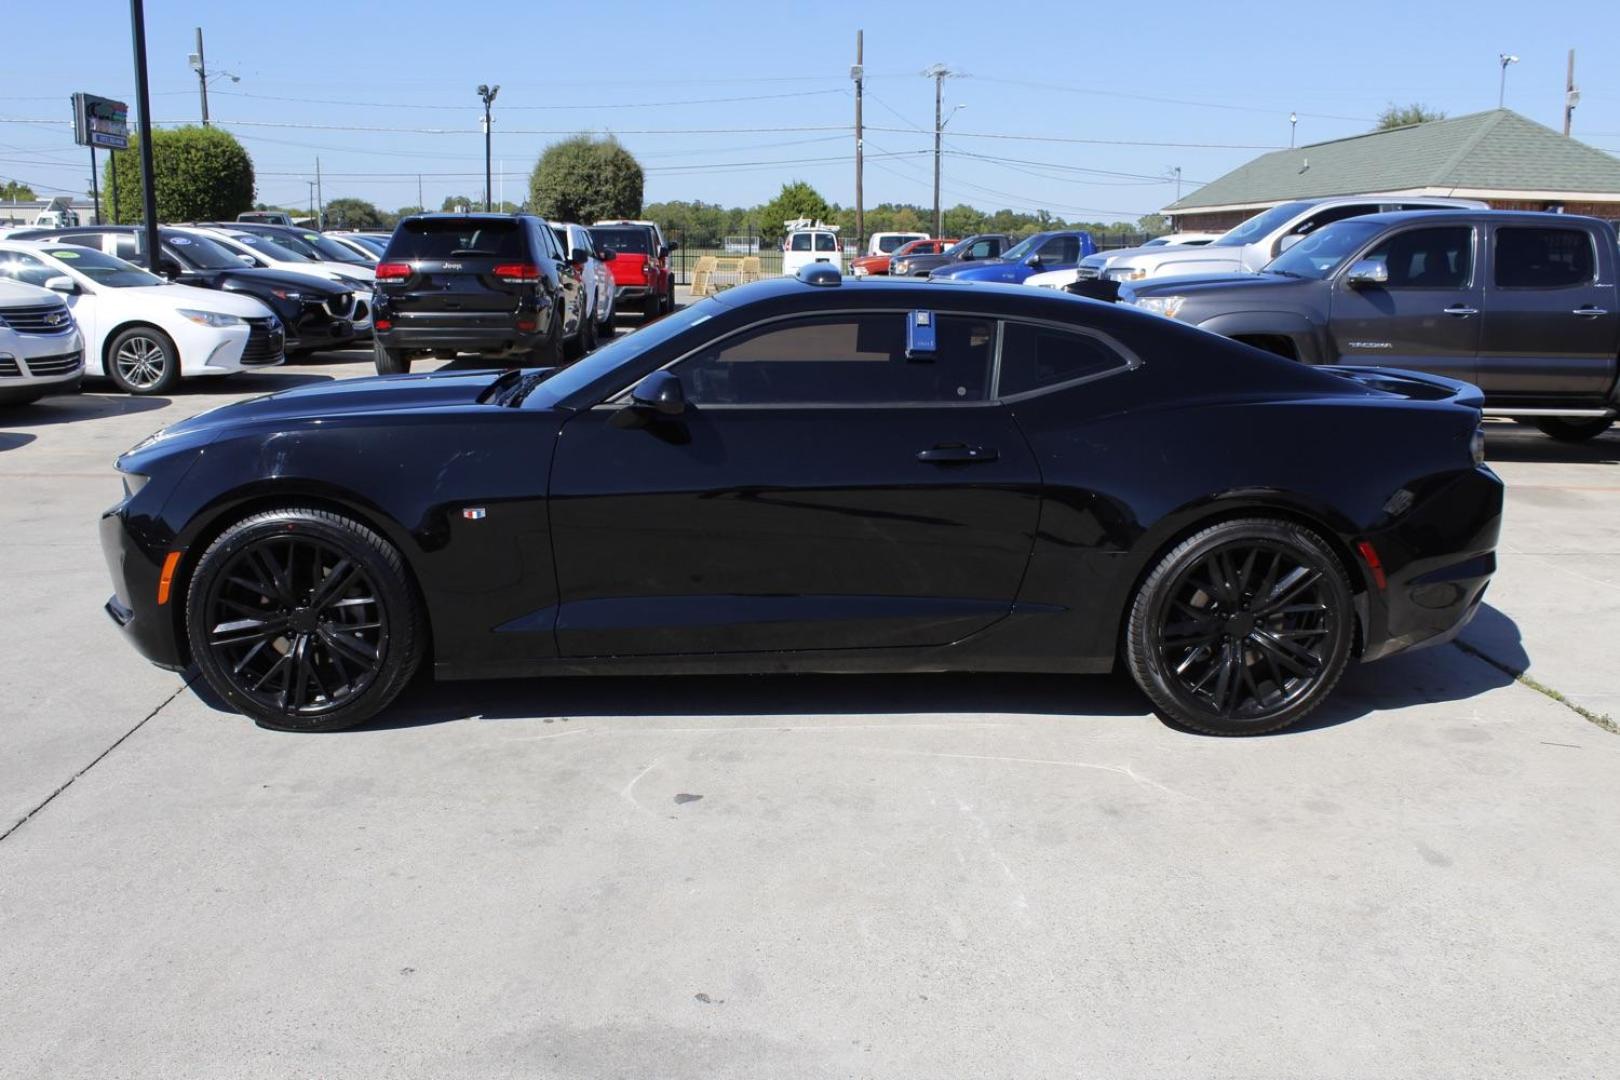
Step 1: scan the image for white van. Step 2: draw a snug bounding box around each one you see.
[865,231,927,258]
[782,221,841,277]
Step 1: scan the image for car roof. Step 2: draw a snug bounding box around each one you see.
[705,273,1103,315]
[1329,209,1612,228]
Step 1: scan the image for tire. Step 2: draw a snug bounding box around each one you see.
[642,295,661,321]
[286,348,315,362]
[596,288,616,337]
[374,340,411,375]
[527,308,565,367]
[106,326,181,395]
[185,507,425,732]
[1125,518,1354,736]
[1533,416,1613,443]
[664,279,676,315]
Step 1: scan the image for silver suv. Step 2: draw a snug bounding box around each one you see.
[1077,195,1489,284]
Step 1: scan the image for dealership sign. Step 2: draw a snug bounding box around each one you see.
[71,93,130,150]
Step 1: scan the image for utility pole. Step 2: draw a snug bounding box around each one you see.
[1498,53,1519,109]
[315,156,323,228]
[417,173,424,212]
[129,0,160,264]
[853,31,864,247]
[1171,166,1182,202]
[477,84,499,212]
[193,27,209,125]
[1564,49,1580,135]
[924,64,954,239]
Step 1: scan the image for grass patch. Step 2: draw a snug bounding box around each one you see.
[1454,639,1619,736]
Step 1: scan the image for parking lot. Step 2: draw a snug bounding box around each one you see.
[2,327,1618,1078]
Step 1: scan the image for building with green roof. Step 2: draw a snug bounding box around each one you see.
[1165,109,1620,232]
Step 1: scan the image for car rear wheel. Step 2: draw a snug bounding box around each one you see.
[1126,518,1354,736]
[642,295,661,321]
[185,508,425,732]
[374,340,411,374]
[577,307,598,354]
[1533,416,1612,443]
[107,326,180,395]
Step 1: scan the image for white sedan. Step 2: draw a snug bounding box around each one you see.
[0,241,282,394]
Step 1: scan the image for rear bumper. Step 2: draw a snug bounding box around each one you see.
[1360,465,1505,662]
[376,324,547,357]
[613,284,650,302]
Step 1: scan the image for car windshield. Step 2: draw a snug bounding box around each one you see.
[892,239,929,257]
[298,231,371,264]
[1000,235,1044,261]
[1264,220,1384,280]
[164,231,248,269]
[1211,202,1313,247]
[588,226,649,256]
[43,246,163,287]
[523,298,724,407]
[228,232,314,262]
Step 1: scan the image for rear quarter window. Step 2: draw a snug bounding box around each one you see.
[1494,227,1596,288]
[997,321,1133,397]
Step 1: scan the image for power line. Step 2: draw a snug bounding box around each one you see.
[967,75,1374,123]
[866,125,1281,150]
[210,87,849,111]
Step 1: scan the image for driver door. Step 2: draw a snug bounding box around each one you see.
[1328,224,1480,383]
[546,310,1042,658]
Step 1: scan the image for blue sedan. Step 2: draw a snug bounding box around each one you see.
[929,230,1096,284]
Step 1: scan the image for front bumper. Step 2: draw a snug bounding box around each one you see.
[100,502,188,670]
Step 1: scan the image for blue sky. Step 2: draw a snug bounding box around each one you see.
[2,0,1617,222]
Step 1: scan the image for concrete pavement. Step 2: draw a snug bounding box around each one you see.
[0,346,1616,1079]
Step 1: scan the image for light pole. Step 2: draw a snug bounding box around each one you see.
[477,84,499,212]
[1289,111,1298,148]
[1498,53,1519,108]
[187,27,239,126]
[129,0,160,268]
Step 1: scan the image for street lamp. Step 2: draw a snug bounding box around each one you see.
[1498,53,1519,108]
[477,84,499,212]
[186,27,239,127]
[1289,111,1298,148]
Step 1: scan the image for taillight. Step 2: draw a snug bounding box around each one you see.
[1470,426,1486,466]
[643,260,656,276]
[373,318,391,331]
[493,263,542,283]
[374,262,410,282]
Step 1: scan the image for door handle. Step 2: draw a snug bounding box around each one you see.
[1572,306,1609,317]
[1443,305,1479,317]
[917,444,998,463]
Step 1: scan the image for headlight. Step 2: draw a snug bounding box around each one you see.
[1133,295,1186,319]
[1104,267,1148,282]
[177,309,244,328]
[893,261,910,273]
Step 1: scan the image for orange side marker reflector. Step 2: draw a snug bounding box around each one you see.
[1355,540,1387,591]
[156,551,182,606]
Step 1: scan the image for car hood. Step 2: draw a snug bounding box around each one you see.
[1123,272,1316,301]
[117,283,273,317]
[930,259,1020,281]
[214,267,352,298]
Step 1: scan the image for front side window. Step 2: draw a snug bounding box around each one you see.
[967,238,995,258]
[1494,227,1595,288]
[675,313,995,406]
[998,322,1130,396]
[1035,235,1080,264]
[1360,227,1473,288]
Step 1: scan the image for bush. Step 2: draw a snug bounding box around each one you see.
[528,137,643,223]
[104,125,254,224]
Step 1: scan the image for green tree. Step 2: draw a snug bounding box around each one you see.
[322,197,391,230]
[1,180,38,202]
[528,136,643,223]
[1375,103,1446,130]
[104,125,254,224]
[756,180,833,242]
[394,204,424,220]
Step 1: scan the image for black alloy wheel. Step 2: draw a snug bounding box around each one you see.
[187,508,424,731]
[1534,416,1613,443]
[1127,519,1353,736]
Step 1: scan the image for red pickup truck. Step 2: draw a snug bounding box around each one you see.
[589,221,675,320]
[851,238,957,277]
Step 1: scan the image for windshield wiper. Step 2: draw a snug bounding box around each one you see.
[1268,269,1303,279]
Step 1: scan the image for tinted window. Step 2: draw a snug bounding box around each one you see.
[1035,235,1080,263]
[41,247,163,288]
[814,233,838,252]
[549,226,568,251]
[998,322,1128,396]
[1286,203,1378,241]
[164,231,245,269]
[967,238,995,258]
[228,232,314,262]
[385,219,524,260]
[590,226,649,255]
[788,233,813,251]
[676,313,995,405]
[1363,227,1473,288]
[1266,220,1384,280]
[1495,227,1595,288]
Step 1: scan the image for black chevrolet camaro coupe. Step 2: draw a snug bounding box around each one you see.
[101,270,1503,736]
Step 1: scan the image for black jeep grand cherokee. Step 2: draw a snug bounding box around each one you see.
[371,214,586,374]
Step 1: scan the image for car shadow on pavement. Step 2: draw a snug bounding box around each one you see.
[0,393,170,427]
[182,604,1529,737]
[0,431,37,452]
[176,372,335,395]
[1485,425,1620,465]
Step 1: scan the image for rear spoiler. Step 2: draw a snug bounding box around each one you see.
[1320,365,1485,410]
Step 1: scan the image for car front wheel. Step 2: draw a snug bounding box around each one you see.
[185,507,425,732]
[107,326,181,395]
[1126,518,1354,736]
[1534,416,1612,443]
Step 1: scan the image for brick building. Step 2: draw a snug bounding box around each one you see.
[1164,109,1620,232]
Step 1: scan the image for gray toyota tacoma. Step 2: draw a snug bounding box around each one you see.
[1121,210,1620,441]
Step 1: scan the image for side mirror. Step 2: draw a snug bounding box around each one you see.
[569,247,592,265]
[44,275,76,294]
[1277,233,1305,254]
[237,254,256,266]
[657,244,671,260]
[630,370,685,415]
[1345,259,1389,288]
[1026,253,1042,267]
[666,241,679,252]
[598,249,614,262]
